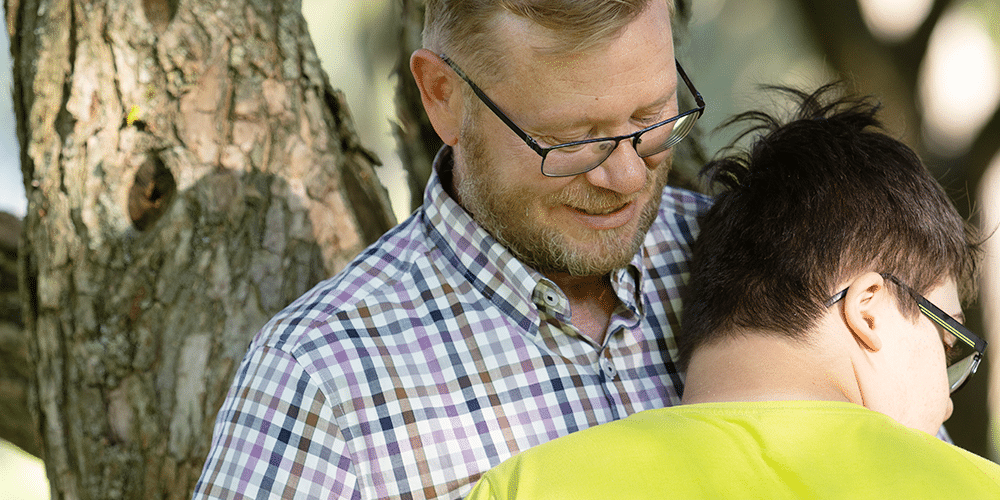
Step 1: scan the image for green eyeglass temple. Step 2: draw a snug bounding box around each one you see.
[439,53,706,177]
[825,273,987,393]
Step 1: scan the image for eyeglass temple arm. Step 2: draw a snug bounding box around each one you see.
[912,294,988,353]
[438,54,547,156]
[676,61,705,109]
[824,289,848,308]
[823,279,987,353]
[878,273,987,353]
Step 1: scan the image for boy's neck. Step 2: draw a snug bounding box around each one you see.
[680,331,861,406]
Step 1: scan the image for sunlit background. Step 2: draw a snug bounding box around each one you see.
[0,0,998,497]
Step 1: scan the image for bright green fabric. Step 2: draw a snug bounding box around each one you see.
[465,401,1000,500]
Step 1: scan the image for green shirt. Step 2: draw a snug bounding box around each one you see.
[466,400,1000,499]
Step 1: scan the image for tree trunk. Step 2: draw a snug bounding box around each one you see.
[6,0,394,498]
[394,0,439,212]
[0,211,42,459]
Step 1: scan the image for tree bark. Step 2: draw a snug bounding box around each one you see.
[0,211,42,459]
[6,0,394,498]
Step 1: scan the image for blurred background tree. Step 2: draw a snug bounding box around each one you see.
[1,0,998,498]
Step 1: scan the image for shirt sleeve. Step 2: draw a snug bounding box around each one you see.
[192,345,360,499]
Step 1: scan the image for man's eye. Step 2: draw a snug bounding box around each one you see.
[555,143,588,153]
[539,130,591,146]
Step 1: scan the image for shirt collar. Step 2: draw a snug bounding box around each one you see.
[612,252,646,324]
[423,147,545,334]
[422,146,647,332]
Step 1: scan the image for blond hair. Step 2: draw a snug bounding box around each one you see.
[424,0,672,83]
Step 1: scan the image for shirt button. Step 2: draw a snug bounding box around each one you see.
[601,358,617,380]
[543,291,559,307]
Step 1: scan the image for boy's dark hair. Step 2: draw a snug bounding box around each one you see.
[678,84,980,369]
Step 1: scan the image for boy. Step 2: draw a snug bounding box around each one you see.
[465,85,999,499]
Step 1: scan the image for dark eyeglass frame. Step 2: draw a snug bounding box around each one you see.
[825,273,987,393]
[439,53,706,178]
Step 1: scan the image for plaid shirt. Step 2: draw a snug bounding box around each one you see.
[193,147,712,500]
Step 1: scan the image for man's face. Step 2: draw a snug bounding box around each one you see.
[879,279,960,435]
[451,2,678,277]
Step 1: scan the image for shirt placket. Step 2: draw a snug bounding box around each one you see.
[531,273,644,423]
[599,266,645,419]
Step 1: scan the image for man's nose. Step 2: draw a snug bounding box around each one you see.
[582,140,648,195]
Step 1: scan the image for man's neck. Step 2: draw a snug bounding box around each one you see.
[680,332,861,406]
[548,272,618,346]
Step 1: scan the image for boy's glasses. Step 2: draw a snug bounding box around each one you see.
[825,273,987,393]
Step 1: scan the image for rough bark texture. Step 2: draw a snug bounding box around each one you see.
[6,0,395,498]
[0,211,41,459]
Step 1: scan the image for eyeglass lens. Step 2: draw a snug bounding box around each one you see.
[947,353,980,392]
[920,305,981,392]
[542,110,700,177]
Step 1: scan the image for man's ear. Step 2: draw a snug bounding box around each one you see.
[410,48,462,146]
[842,272,890,352]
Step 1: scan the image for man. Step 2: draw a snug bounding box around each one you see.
[464,86,1000,499]
[193,1,710,498]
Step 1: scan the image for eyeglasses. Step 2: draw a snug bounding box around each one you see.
[825,273,987,393]
[439,54,706,178]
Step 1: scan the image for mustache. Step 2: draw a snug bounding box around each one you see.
[550,181,646,213]
[550,159,656,212]
[559,190,632,212]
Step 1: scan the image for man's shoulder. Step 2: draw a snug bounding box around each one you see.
[253,211,455,354]
[644,185,712,254]
[658,185,713,219]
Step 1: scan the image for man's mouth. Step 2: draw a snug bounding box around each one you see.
[564,199,639,231]
[573,202,630,216]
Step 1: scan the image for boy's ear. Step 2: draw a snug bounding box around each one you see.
[842,272,890,352]
[410,48,462,146]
